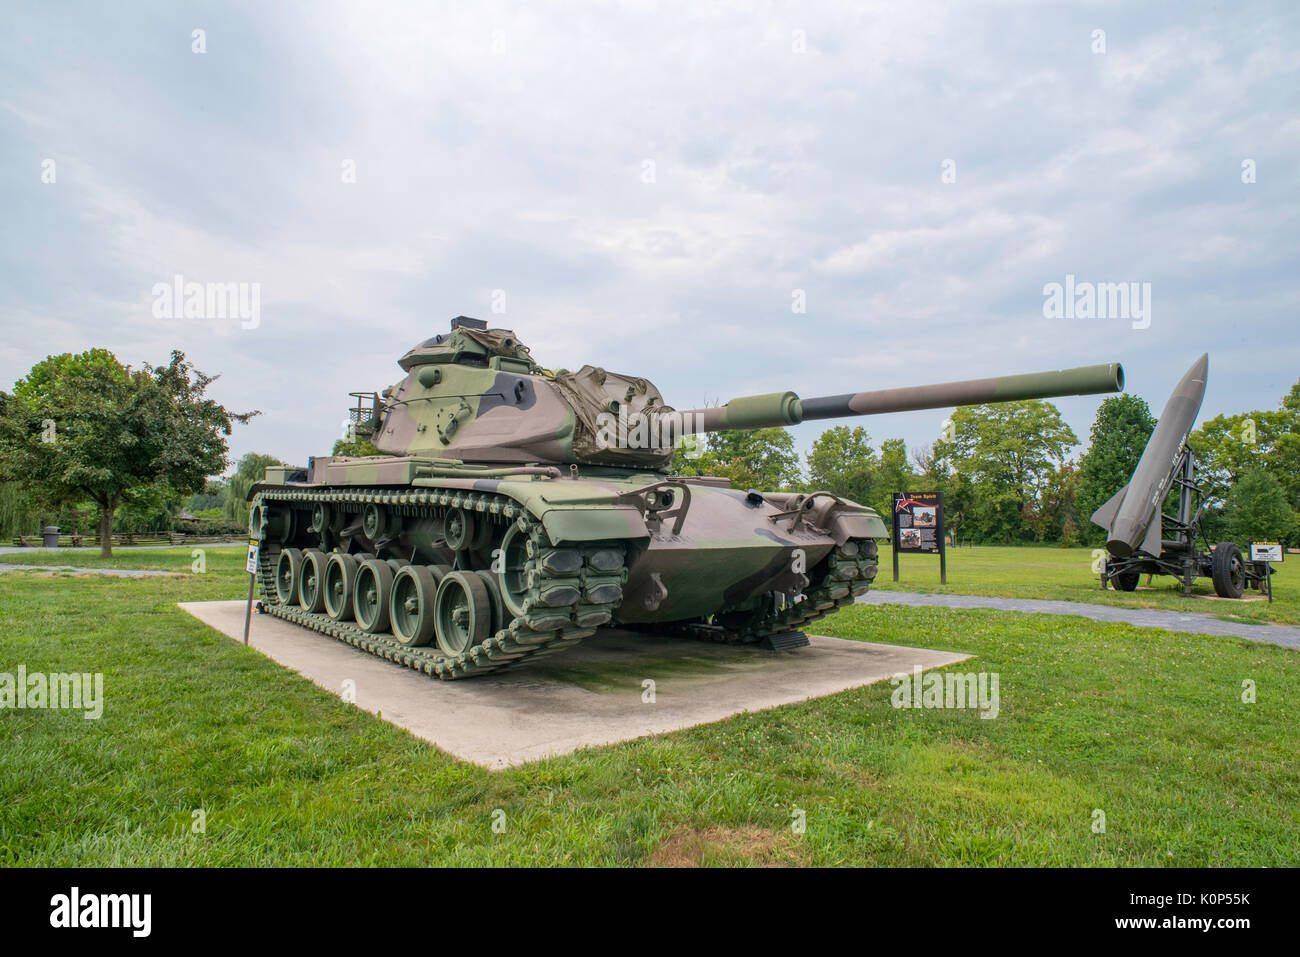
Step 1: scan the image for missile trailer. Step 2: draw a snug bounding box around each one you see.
[1092,354,1275,599]
[1097,441,1274,597]
[249,316,1124,679]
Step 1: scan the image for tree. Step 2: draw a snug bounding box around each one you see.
[1034,460,1081,544]
[874,438,915,518]
[332,436,379,457]
[1076,394,1156,544]
[1266,378,1300,510]
[113,480,185,534]
[936,400,1077,543]
[0,481,39,540]
[1190,410,1288,510]
[1223,468,1298,547]
[911,442,944,487]
[941,470,976,545]
[188,479,228,513]
[0,349,256,556]
[225,453,284,530]
[674,428,802,491]
[807,425,877,505]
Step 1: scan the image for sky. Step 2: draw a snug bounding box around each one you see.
[2,1,1297,474]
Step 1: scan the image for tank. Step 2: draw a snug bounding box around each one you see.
[249,316,1124,679]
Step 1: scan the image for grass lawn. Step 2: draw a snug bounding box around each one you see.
[0,545,248,573]
[1,548,1297,866]
[7,543,1293,626]
[875,544,1299,626]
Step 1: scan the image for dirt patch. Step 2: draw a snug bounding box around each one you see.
[647,825,805,867]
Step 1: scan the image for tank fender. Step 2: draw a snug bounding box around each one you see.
[828,509,887,544]
[765,490,887,543]
[539,506,649,544]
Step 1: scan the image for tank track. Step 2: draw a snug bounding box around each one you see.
[679,538,879,644]
[251,487,627,679]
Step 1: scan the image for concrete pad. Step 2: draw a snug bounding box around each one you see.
[179,600,970,770]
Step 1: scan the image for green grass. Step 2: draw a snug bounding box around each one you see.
[0,545,247,573]
[6,543,1292,626]
[1,553,1297,866]
[875,544,1300,625]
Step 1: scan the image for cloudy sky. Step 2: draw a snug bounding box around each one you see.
[2,1,1297,473]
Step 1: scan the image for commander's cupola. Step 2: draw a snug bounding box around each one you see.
[397,316,540,375]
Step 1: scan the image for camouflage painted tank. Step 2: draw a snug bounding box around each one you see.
[249,316,1123,679]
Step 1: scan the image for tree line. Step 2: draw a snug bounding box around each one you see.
[3,347,1295,554]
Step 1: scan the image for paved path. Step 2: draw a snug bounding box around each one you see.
[858,590,1300,650]
[0,542,240,555]
[0,564,180,578]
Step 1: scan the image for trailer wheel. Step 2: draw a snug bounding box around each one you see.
[1211,543,1246,599]
[1114,570,1140,592]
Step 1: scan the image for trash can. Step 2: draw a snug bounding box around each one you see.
[42,526,60,548]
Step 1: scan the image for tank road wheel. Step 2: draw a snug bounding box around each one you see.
[444,507,475,551]
[275,548,304,605]
[1114,570,1141,592]
[1211,543,1246,599]
[254,503,295,543]
[434,571,492,657]
[310,502,329,530]
[474,569,505,636]
[497,522,532,618]
[249,503,267,540]
[324,554,360,621]
[298,549,329,613]
[390,565,439,647]
[353,559,394,634]
[362,504,387,542]
[252,488,630,680]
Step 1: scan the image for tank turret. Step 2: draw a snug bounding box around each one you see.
[355,317,1122,469]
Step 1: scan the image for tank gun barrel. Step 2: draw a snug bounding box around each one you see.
[671,362,1124,434]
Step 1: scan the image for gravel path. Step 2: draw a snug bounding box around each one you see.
[857,590,1300,650]
[0,564,181,578]
[0,542,239,555]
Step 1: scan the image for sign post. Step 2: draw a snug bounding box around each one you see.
[1250,541,1282,604]
[243,539,260,645]
[891,491,946,584]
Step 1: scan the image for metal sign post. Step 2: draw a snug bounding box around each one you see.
[243,539,259,645]
[1250,541,1282,604]
[891,491,946,584]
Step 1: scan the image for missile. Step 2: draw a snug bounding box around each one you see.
[1091,353,1209,558]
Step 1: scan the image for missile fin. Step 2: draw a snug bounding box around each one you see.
[1090,483,1129,531]
[1138,515,1164,557]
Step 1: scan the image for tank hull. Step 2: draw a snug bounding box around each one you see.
[248,461,884,678]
